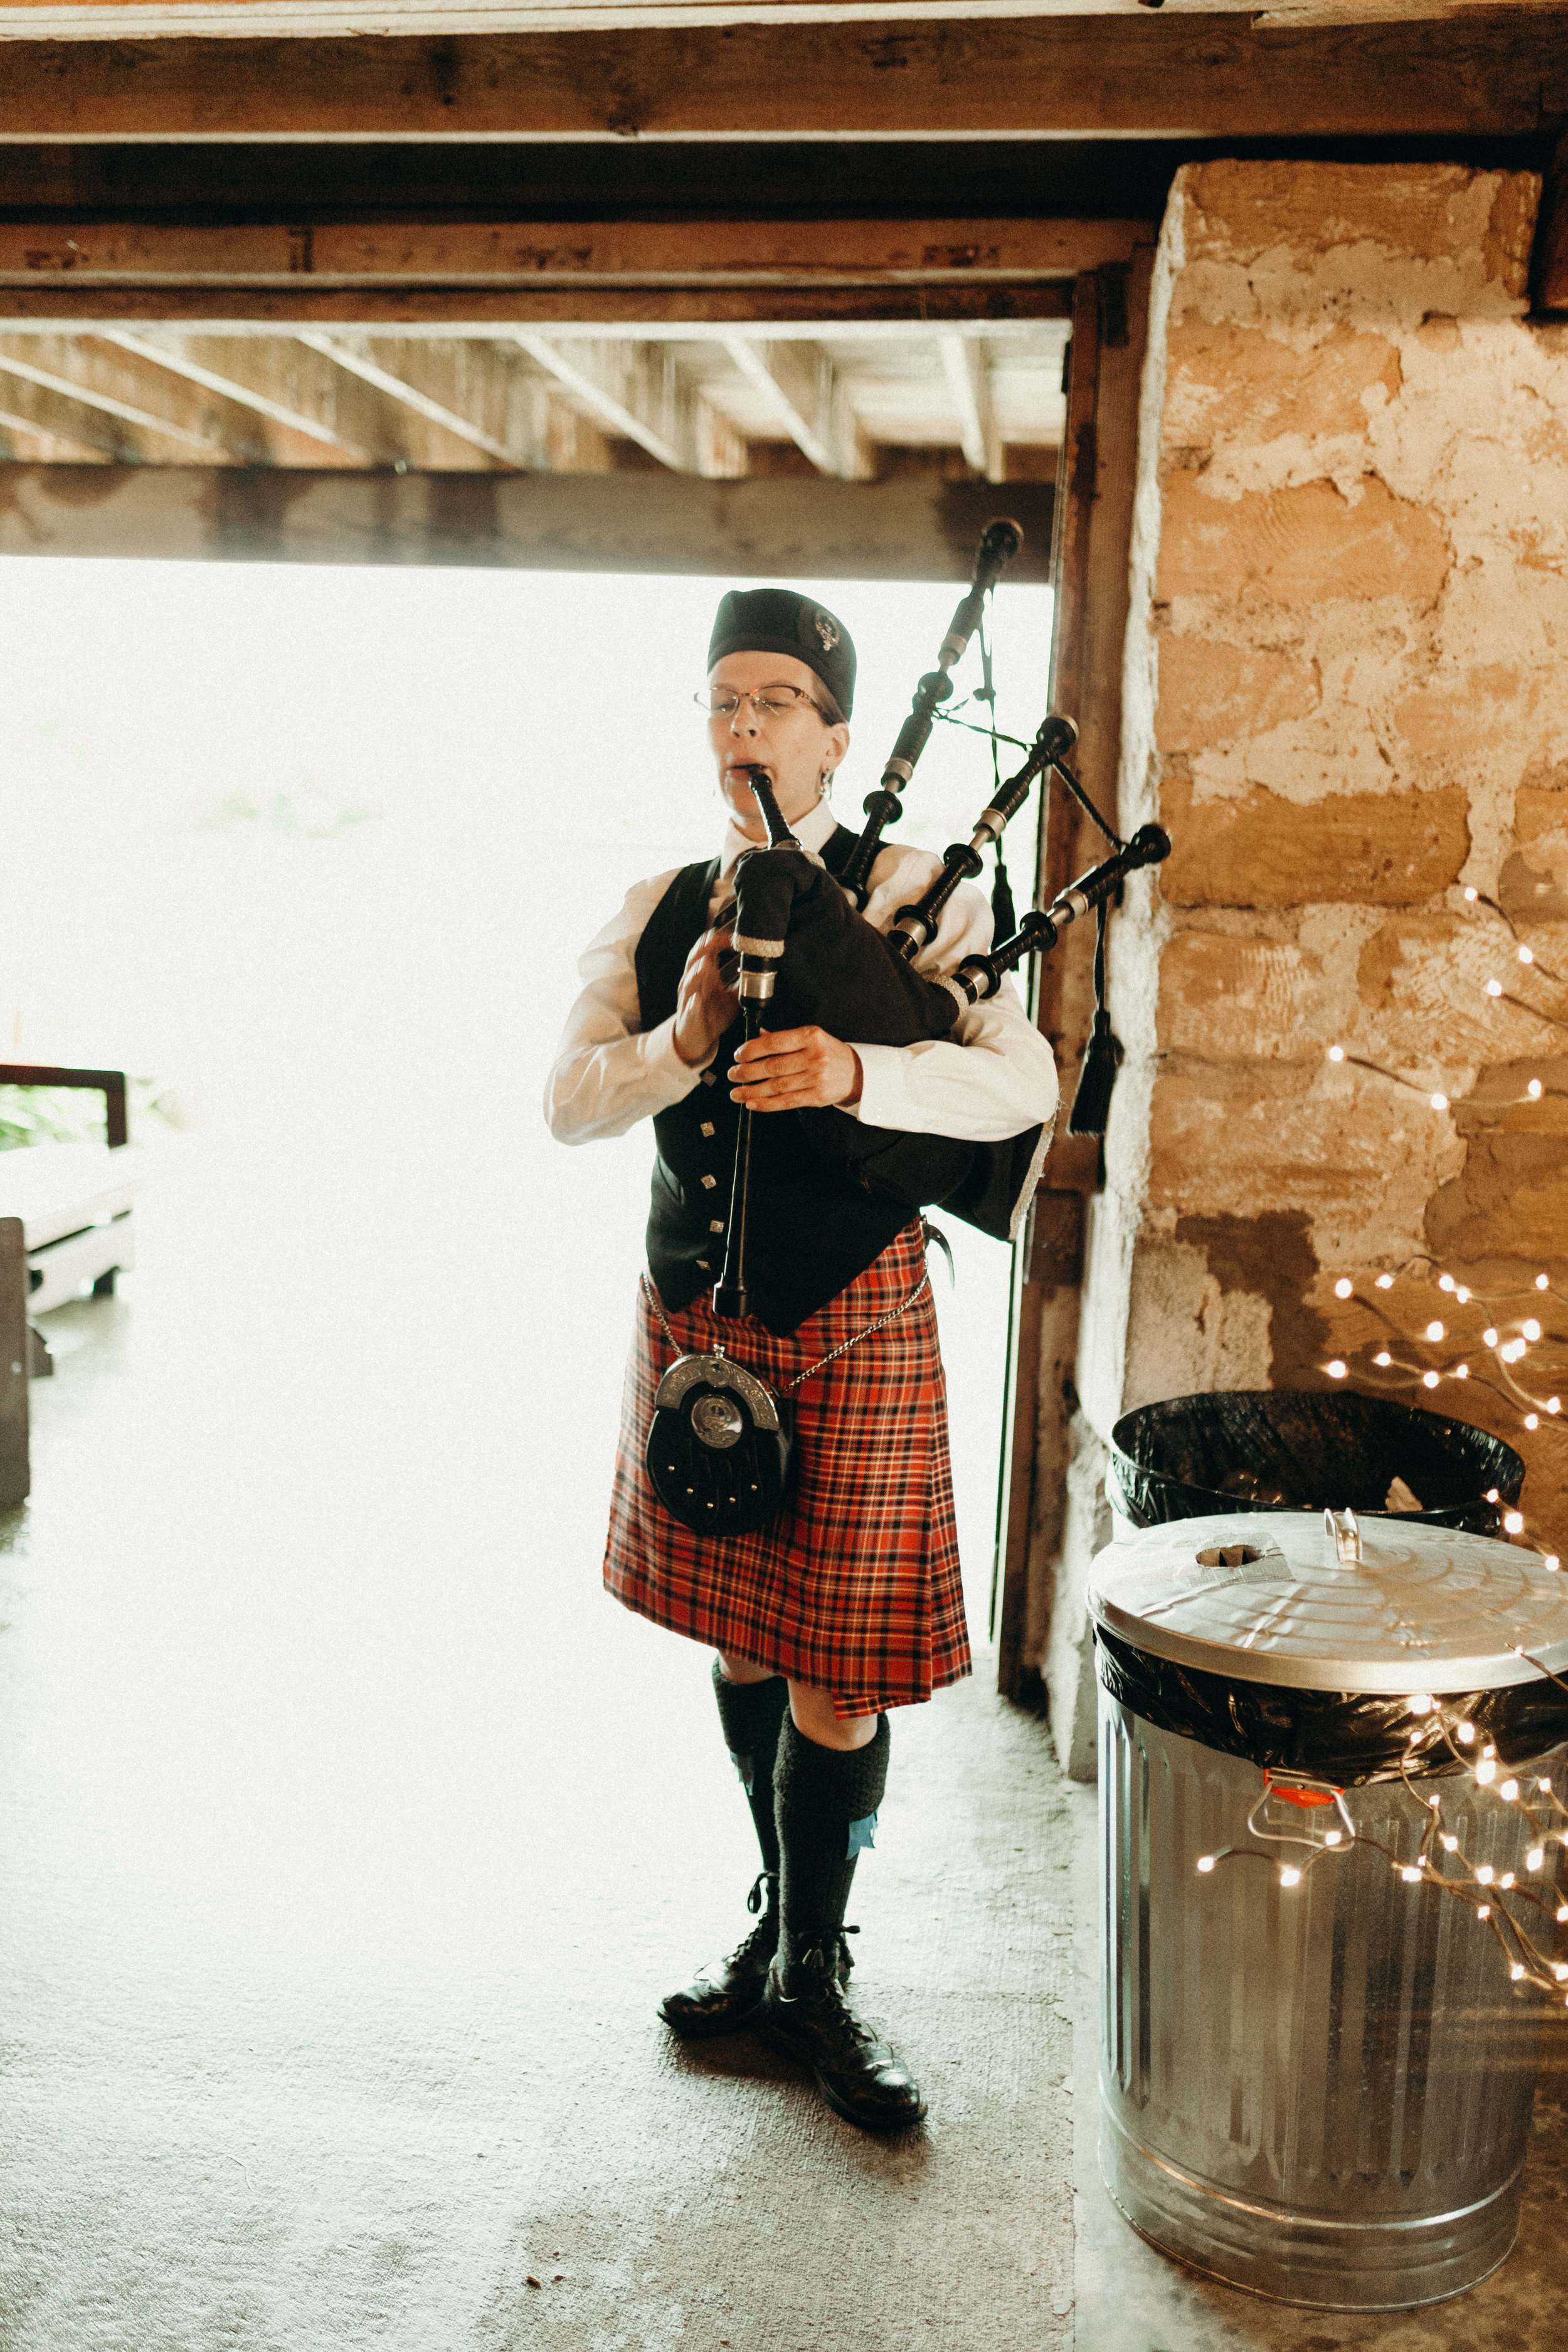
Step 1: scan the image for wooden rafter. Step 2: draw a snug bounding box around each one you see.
[97,327,370,459]
[721,337,871,480]
[0,19,1560,142]
[938,331,1000,484]
[0,332,226,455]
[512,334,686,470]
[296,332,532,467]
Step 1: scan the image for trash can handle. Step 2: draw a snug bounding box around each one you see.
[1325,1507,1362,1564]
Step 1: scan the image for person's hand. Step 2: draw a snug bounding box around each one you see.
[672,928,739,1069]
[729,1027,863,1112]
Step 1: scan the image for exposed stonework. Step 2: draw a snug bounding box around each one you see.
[1044,159,1568,1779]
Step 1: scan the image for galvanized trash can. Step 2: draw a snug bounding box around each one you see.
[1088,1505,1568,2311]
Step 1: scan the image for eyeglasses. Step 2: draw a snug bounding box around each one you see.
[696,686,827,722]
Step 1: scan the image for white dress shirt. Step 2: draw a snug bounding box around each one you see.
[544,794,1059,1147]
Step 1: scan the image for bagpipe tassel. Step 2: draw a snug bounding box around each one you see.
[990,849,1017,944]
[1068,1005,1124,1136]
[1067,899,1122,1137]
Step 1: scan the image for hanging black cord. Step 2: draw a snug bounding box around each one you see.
[933,705,1122,849]
[976,610,1016,939]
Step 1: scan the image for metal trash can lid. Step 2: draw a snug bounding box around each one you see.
[1087,1508,1568,1694]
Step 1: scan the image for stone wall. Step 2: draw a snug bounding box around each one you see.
[1046,160,1568,1777]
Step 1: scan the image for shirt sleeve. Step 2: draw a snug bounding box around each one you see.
[845,845,1060,1144]
[544,872,708,1144]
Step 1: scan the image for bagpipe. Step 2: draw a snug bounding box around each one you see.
[709,529,1172,1323]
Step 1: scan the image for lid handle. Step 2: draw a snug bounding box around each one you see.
[1325,1506,1362,1564]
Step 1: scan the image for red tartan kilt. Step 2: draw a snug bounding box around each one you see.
[603,1219,971,1716]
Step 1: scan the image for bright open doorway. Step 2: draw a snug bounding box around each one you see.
[3,554,1054,1638]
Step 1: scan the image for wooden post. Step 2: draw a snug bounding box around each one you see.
[993,248,1153,1704]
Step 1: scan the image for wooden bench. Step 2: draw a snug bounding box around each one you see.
[0,1064,144,1510]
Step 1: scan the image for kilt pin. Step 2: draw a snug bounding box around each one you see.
[603,1219,971,1716]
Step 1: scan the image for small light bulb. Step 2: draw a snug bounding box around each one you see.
[1196,1855,1216,1873]
[1485,1330,1500,1350]
[1324,1830,1342,1847]
[1458,1722,1476,1742]
[1526,1413,1540,1430]
[1439,1274,1456,1292]
[1537,1272,1549,1288]
[1465,886,1480,901]
[1525,1319,1542,1342]
[1486,978,1504,997]
[1327,1360,1347,1380]
[1334,1277,1353,1300]
[1555,1964,1568,1982]
[1279,1866,1301,1888]
[1477,1760,1498,1785]
[1408,1694,1434,1714]
[1402,1866,1422,1883]
[1501,1779,1520,1801]
[1540,1779,1554,1793]
[1505,1511,1525,1535]
[1549,1399,1562,1416]
[1328,1044,1345,1062]
[1431,1091,1449,1111]
[1519,945,1535,965]
[1423,1370,1440,1389]
[1511,1963,1527,1980]
[1457,1286,1471,1303]
[1427,1320,1445,1341]
[1558,1904,1568,1922]
[1528,1847,1545,1871]
[1486,1490,1500,1505]
[1376,1273,1394,1290]
[1529,1079,1544,1099]
[1477,1865,1495,1883]
[1442,1835,1459,1852]
[1456,1364,1470,1379]
[1547,1555,1562,1572]
[1375,1350,1393,1367]
[1484,1744,1497,1759]
[1478,1904,1491,1919]
[1502,1872,1516,1889]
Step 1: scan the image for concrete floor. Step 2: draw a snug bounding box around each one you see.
[7,1125,1568,2351]
[0,1129,1076,2352]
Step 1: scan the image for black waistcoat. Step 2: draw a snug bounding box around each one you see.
[634,826,918,1336]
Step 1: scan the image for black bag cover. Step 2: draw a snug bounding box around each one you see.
[1096,1624,1568,1788]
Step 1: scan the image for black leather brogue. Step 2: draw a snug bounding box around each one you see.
[659,1872,783,2040]
[755,1944,926,2132]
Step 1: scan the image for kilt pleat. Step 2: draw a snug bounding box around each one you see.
[603,1220,971,1715]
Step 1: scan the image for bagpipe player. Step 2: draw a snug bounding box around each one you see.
[544,588,1058,2132]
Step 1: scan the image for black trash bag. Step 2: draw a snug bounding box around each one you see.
[1109,1391,1523,1540]
[1096,1625,1568,1787]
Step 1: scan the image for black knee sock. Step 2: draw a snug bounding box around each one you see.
[712,1661,790,1893]
[774,1714,891,1983]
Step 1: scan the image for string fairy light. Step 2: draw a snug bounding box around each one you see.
[1195,1674,1568,2003]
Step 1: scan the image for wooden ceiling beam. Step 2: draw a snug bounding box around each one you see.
[0,330,230,453]
[97,326,371,457]
[512,333,687,469]
[0,19,1561,143]
[296,331,538,466]
[938,329,1001,484]
[1537,127,1568,310]
[721,336,872,480]
[0,284,1073,331]
[0,220,1142,287]
[0,384,112,463]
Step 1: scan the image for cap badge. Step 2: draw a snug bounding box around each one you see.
[812,610,840,653]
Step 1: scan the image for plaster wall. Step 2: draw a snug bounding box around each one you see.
[1046,160,1568,1777]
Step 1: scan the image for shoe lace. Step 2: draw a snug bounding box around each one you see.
[793,1939,874,2057]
